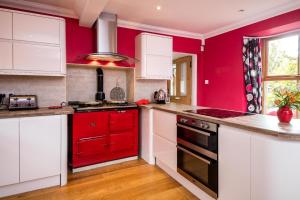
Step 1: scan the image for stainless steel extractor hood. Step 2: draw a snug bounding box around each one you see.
[86,12,131,62]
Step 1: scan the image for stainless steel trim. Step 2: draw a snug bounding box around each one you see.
[177,123,211,136]
[177,145,211,165]
[177,138,218,160]
[177,168,218,199]
[177,115,218,132]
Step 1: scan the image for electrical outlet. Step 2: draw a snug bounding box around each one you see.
[205,80,209,85]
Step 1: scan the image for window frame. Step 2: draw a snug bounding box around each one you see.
[262,31,300,115]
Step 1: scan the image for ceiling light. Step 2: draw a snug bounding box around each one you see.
[156,5,161,10]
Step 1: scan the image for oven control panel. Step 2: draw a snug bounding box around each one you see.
[177,115,218,133]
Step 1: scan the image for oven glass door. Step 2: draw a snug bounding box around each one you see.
[177,145,218,194]
[177,124,217,152]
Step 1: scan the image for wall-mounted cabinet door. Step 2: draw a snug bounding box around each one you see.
[0,118,19,187]
[146,35,172,56]
[0,40,12,70]
[13,13,60,44]
[13,42,61,73]
[0,10,12,39]
[146,55,172,79]
[20,116,61,182]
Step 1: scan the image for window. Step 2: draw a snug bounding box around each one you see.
[262,33,300,118]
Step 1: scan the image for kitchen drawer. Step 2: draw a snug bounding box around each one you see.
[77,136,107,158]
[73,112,109,138]
[109,110,137,132]
[110,132,134,153]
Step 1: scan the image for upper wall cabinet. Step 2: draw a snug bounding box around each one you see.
[135,33,173,80]
[0,9,65,76]
[13,13,60,44]
[0,11,12,39]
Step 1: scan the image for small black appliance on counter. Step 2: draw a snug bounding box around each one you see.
[8,95,38,110]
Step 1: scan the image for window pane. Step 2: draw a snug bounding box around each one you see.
[170,64,176,96]
[264,80,299,118]
[267,35,299,76]
[180,62,187,96]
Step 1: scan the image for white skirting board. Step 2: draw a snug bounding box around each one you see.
[156,159,215,200]
[72,156,139,173]
[0,175,61,198]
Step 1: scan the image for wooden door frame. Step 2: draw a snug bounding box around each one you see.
[172,52,198,106]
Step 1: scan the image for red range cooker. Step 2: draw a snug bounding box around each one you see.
[68,101,139,169]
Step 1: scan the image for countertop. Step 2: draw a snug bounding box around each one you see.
[0,106,74,119]
[140,103,300,139]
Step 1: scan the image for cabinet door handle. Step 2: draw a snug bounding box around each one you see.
[117,110,126,113]
[90,122,96,127]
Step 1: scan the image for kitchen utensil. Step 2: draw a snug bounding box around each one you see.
[110,80,126,102]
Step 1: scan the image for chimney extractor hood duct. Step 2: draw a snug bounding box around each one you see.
[86,12,132,62]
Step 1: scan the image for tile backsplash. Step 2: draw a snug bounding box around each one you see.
[134,79,167,101]
[0,76,66,107]
[67,66,127,102]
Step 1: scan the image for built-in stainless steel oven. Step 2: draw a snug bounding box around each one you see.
[177,115,218,199]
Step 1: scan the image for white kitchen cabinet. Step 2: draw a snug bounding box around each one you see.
[0,10,12,39]
[219,125,300,200]
[218,126,251,200]
[154,134,177,171]
[14,42,61,73]
[13,13,60,44]
[0,40,12,70]
[251,135,300,200]
[0,8,66,76]
[153,110,177,171]
[153,110,177,143]
[20,116,61,182]
[146,34,172,56]
[135,33,173,80]
[0,119,19,187]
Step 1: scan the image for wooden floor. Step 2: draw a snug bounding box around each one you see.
[2,159,199,200]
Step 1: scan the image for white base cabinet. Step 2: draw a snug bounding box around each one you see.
[219,125,300,200]
[219,126,251,200]
[152,109,214,200]
[153,110,177,170]
[0,119,19,187]
[0,115,68,198]
[20,116,61,182]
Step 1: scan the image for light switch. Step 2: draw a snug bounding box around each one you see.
[205,80,209,85]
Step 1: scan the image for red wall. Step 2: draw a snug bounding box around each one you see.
[200,9,300,111]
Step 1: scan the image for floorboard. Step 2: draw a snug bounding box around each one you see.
[1,159,199,200]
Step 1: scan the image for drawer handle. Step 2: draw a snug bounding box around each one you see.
[117,110,126,113]
[90,122,96,127]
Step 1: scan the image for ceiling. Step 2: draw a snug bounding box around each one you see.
[1,0,300,38]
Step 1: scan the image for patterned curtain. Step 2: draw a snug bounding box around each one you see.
[243,38,262,113]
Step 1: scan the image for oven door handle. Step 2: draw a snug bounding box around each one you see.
[177,145,211,165]
[177,123,211,136]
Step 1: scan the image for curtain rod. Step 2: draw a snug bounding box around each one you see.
[243,29,300,39]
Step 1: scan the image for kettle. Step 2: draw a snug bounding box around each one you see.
[154,89,167,104]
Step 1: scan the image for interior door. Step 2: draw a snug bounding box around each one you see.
[168,56,192,105]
